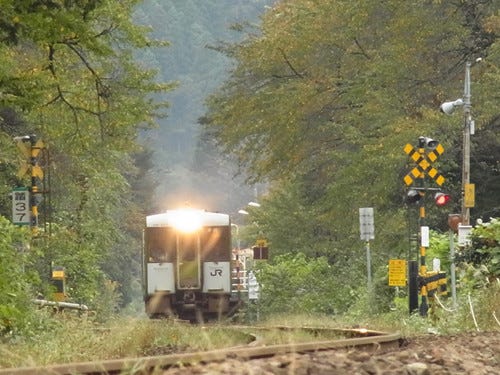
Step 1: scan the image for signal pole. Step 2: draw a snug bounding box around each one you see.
[29,135,39,234]
[418,201,429,316]
[417,137,429,317]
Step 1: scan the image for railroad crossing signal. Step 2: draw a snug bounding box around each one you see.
[16,137,45,179]
[403,136,449,317]
[403,143,445,186]
[13,135,46,233]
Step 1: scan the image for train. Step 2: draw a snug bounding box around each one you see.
[142,208,243,320]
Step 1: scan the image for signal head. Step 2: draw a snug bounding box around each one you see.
[406,189,423,204]
[423,137,438,149]
[434,192,451,207]
[418,136,439,150]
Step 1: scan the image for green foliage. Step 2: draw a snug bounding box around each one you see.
[0,216,34,336]
[91,281,122,323]
[0,0,173,320]
[464,218,500,279]
[254,252,354,317]
[427,220,500,290]
[204,0,498,313]
[243,182,336,259]
[427,230,454,272]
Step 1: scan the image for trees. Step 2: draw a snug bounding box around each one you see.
[0,0,172,318]
[255,253,347,316]
[204,0,499,298]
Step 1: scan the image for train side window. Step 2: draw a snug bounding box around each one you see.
[146,227,175,262]
[202,227,230,261]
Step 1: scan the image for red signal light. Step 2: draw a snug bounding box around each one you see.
[434,192,450,206]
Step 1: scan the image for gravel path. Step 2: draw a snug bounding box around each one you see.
[161,331,500,374]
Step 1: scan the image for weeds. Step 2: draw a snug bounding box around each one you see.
[0,282,498,369]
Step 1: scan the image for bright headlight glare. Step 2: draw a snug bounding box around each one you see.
[168,209,203,233]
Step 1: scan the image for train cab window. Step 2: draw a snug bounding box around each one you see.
[145,227,175,262]
[202,227,231,261]
[178,233,199,261]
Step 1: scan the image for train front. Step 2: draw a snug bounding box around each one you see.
[143,209,234,320]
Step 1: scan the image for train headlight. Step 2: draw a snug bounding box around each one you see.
[168,209,203,233]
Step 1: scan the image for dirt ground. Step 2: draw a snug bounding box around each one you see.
[162,331,500,374]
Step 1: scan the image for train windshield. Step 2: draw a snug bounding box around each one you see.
[177,232,201,289]
[178,233,199,261]
[145,227,175,262]
[202,226,230,261]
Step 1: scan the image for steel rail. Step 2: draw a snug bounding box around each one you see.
[0,328,401,375]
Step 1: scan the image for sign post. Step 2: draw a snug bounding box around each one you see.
[359,207,374,292]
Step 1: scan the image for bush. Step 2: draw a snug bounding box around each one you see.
[253,252,354,318]
[466,218,500,279]
[0,216,36,337]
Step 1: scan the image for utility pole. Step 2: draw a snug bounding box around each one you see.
[440,60,478,225]
[462,62,472,225]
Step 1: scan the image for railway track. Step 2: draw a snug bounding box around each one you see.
[0,327,401,375]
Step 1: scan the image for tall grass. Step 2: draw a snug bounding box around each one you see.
[0,314,250,369]
[1,282,498,369]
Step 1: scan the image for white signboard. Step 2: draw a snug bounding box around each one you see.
[432,258,441,272]
[359,207,375,241]
[248,271,260,300]
[458,225,473,247]
[12,187,31,226]
[421,226,429,247]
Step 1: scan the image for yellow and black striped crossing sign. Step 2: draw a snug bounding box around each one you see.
[403,143,445,186]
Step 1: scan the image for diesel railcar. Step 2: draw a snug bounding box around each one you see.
[142,209,241,320]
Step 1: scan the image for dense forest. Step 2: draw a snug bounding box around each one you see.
[0,0,173,326]
[0,0,499,334]
[201,0,500,312]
